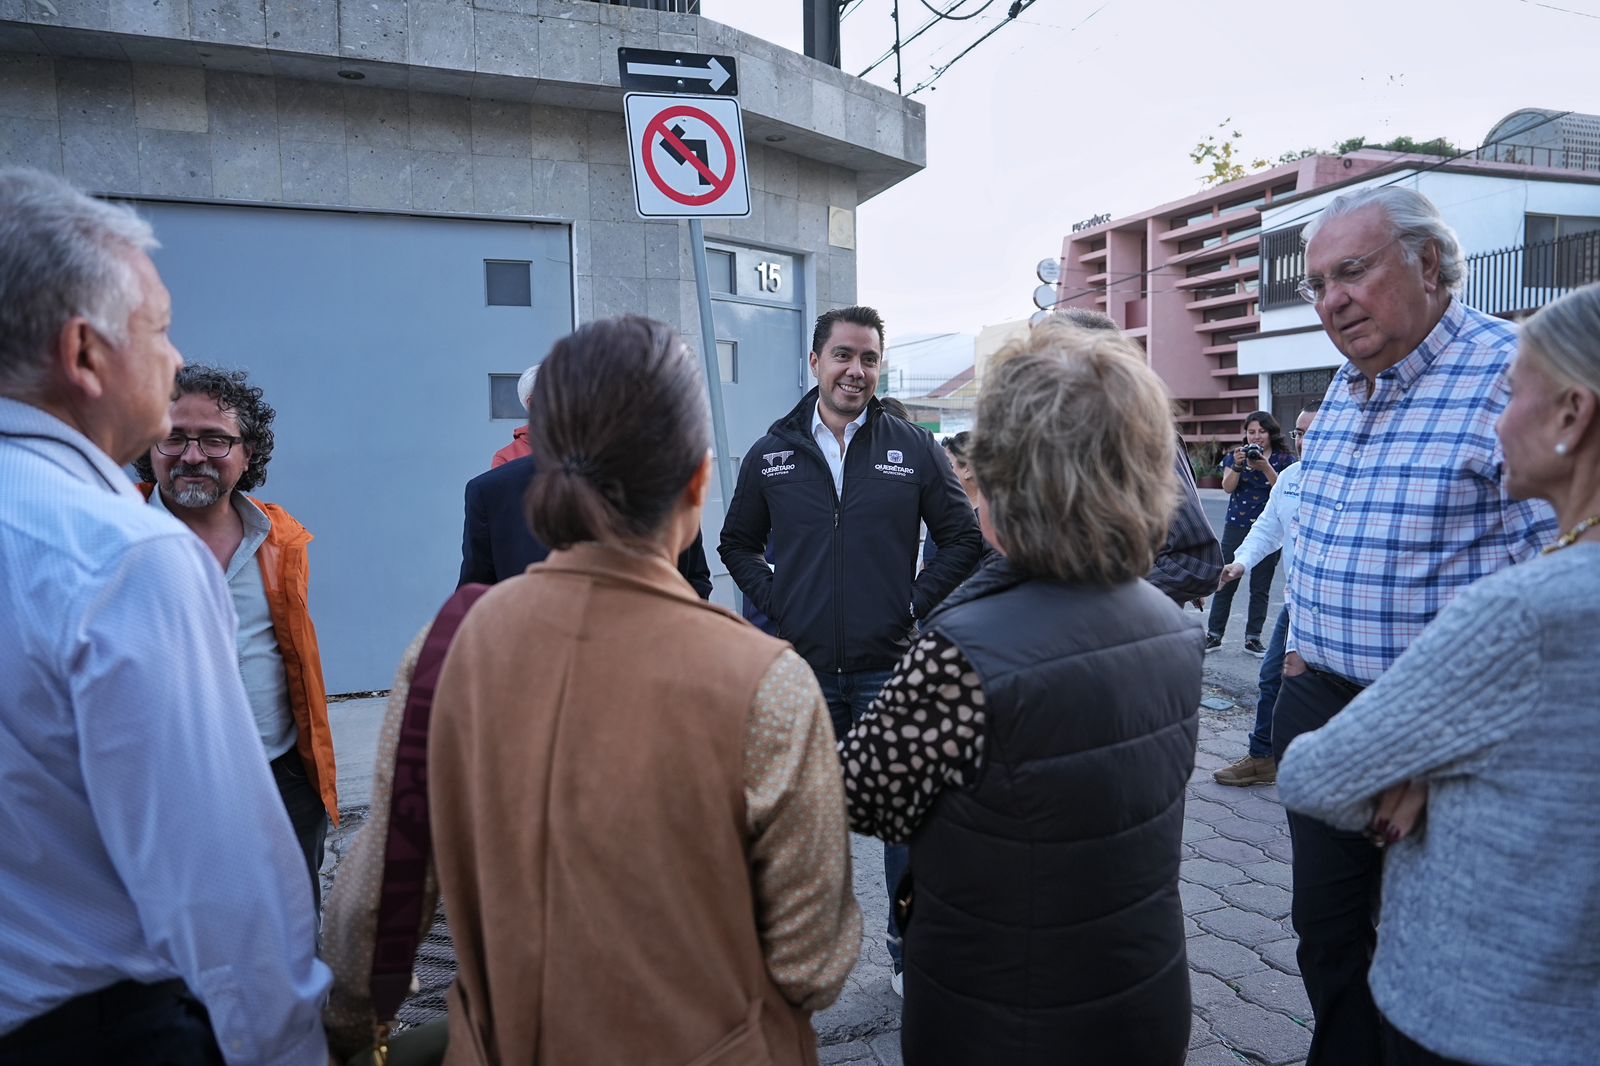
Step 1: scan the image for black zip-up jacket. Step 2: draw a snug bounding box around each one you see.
[719,391,982,675]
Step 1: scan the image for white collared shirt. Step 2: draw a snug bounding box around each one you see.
[810,401,870,498]
[151,489,296,759]
[0,397,329,1062]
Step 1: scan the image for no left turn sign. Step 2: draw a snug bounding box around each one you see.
[623,92,751,219]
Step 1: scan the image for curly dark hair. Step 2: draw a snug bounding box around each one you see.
[132,364,276,491]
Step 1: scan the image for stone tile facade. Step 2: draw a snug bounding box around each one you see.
[0,0,925,345]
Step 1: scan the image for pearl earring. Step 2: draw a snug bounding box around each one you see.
[1555,442,1570,456]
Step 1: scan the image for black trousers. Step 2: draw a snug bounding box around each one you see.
[270,747,329,918]
[1273,669,1386,1066]
[0,979,224,1065]
[1385,1020,1473,1066]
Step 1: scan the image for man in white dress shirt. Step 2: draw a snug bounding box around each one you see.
[0,168,330,1064]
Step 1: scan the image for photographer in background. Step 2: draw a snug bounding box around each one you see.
[1206,411,1296,655]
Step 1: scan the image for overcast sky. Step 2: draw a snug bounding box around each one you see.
[700,0,1600,345]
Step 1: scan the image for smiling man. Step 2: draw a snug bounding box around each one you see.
[720,304,980,994]
[1274,187,1556,1065]
[134,365,337,920]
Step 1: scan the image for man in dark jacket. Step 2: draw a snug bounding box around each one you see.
[459,454,712,595]
[718,305,981,993]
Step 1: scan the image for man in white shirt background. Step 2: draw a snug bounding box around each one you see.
[1213,401,1320,787]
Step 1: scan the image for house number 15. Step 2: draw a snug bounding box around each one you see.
[755,261,783,292]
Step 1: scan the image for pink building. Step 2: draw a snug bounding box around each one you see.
[1055,153,1394,445]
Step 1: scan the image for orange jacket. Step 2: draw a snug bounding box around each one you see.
[140,486,339,824]
[490,425,531,468]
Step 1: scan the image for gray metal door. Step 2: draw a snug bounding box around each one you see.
[138,202,573,691]
[703,243,808,603]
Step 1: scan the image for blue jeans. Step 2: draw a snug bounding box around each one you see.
[1250,607,1290,759]
[815,666,908,969]
[1208,522,1281,641]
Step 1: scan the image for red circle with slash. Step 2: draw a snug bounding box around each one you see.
[641,104,738,207]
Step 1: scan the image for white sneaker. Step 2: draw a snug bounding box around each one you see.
[890,969,904,997]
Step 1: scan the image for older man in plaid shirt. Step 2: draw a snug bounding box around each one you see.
[1274,186,1555,1065]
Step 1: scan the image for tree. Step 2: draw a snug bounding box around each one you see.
[1335,134,1461,158]
[1190,119,1270,186]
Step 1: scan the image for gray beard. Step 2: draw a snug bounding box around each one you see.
[166,464,223,509]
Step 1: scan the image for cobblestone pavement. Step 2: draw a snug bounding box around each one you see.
[323,492,1310,1063]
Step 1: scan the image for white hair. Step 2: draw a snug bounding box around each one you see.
[1521,281,1600,399]
[0,167,158,397]
[1303,185,1466,294]
[517,364,540,410]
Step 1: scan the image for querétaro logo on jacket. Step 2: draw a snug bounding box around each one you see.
[761,450,797,477]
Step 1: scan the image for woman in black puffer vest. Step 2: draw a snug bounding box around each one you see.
[840,320,1204,1065]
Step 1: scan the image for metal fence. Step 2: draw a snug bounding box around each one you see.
[1462,229,1600,317]
[1261,224,1599,319]
[1474,144,1600,172]
[583,0,700,11]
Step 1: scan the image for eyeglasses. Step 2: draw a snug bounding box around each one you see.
[155,433,243,458]
[1295,237,1399,304]
[1289,429,1308,440]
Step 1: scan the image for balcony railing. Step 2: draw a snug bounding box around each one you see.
[1474,144,1600,172]
[1261,224,1599,319]
[1259,222,1307,311]
[585,0,700,11]
[1463,229,1600,317]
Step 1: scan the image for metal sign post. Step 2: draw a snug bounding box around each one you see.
[618,49,749,608]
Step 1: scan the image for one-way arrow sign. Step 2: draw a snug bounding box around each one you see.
[617,47,739,97]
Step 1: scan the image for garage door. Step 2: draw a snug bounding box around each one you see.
[139,202,573,692]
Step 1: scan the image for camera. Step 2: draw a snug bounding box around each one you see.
[1244,444,1264,462]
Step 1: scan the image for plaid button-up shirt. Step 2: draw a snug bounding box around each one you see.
[1291,299,1557,685]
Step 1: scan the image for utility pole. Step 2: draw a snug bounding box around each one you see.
[802,0,844,68]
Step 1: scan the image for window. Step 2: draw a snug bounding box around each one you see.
[706,249,734,293]
[1169,207,1215,231]
[1194,283,1237,301]
[1219,191,1268,214]
[1187,260,1226,278]
[1204,305,1248,322]
[1234,253,1260,270]
[1180,234,1225,253]
[489,374,525,419]
[484,260,532,306]
[1523,214,1600,287]
[716,339,737,383]
[1224,224,1260,244]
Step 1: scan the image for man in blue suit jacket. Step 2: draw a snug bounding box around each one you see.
[458,455,712,596]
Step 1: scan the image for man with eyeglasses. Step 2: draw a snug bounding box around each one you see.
[134,364,337,919]
[1272,186,1555,1064]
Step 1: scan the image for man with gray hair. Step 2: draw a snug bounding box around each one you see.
[1274,185,1555,1064]
[1053,305,1223,603]
[491,362,539,467]
[0,169,330,1063]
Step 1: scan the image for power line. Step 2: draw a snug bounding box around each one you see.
[860,5,948,77]
[915,0,1001,19]
[908,0,1041,95]
[1516,0,1600,20]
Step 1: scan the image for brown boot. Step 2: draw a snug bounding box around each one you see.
[1213,755,1277,787]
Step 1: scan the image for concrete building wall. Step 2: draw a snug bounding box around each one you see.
[0,0,926,690]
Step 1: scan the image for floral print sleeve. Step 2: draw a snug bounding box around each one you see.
[838,632,987,845]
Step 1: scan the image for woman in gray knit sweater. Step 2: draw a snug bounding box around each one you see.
[1278,282,1600,1066]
